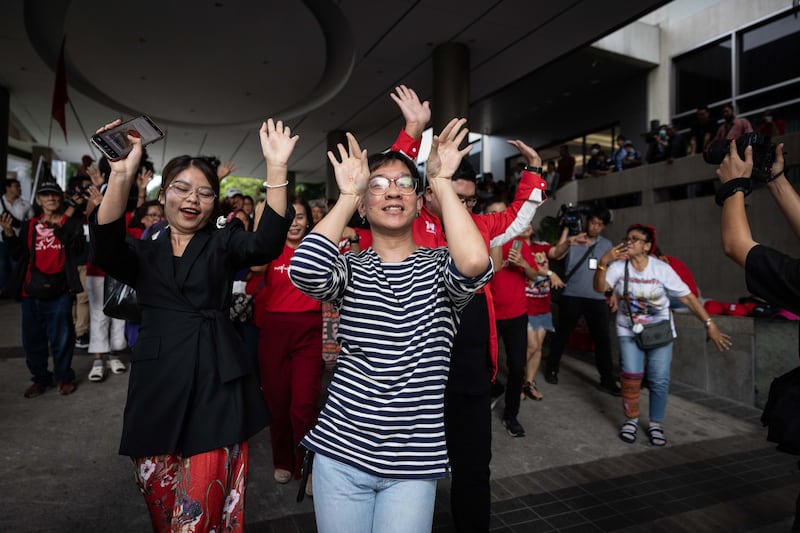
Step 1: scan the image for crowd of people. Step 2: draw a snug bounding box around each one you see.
[0,85,790,532]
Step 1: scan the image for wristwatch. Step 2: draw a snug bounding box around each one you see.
[524,165,543,175]
[546,270,553,277]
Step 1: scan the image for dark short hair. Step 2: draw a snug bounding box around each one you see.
[697,105,710,113]
[98,157,111,180]
[587,207,611,225]
[452,159,477,183]
[367,151,423,194]
[627,224,654,243]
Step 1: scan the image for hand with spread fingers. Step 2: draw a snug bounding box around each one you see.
[327,133,369,199]
[427,118,472,183]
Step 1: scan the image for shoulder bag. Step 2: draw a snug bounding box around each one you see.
[623,260,673,350]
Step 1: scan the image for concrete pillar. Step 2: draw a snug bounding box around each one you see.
[0,87,8,183]
[326,130,348,198]
[432,43,470,136]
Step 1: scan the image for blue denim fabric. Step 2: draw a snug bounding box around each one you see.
[619,335,673,422]
[22,293,76,384]
[312,453,437,533]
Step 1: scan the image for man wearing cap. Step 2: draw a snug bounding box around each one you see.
[225,188,245,212]
[0,181,85,397]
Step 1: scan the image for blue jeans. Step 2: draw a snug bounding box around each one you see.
[312,453,437,533]
[22,293,76,384]
[619,336,672,422]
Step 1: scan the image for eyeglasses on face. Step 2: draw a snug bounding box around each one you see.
[168,180,216,202]
[625,236,648,243]
[458,195,478,208]
[144,212,163,218]
[368,175,418,195]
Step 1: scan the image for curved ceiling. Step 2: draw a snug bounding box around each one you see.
[2,0,668,182]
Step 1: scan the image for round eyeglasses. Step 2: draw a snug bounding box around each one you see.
[168,181,216,202]
[368,175,418,195]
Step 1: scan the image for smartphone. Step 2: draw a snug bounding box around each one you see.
[512,240,523,251]
[91,115,164,161]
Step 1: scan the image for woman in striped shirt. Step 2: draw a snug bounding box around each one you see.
[290,119,493,533]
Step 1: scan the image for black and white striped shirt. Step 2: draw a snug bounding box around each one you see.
[289,233,492,479]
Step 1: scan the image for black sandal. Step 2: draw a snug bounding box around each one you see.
[619,420,638,444]
[647,425,667,447]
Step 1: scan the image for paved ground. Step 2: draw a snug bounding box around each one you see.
[0,298,796,532]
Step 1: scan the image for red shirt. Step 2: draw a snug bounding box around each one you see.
[260,245,321,314]
[524,242,554,315]
[22,216,68,297]
[492,240,528,320]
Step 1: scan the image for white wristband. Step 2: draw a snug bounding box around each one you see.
[265,181,289,189]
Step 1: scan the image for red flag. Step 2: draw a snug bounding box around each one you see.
[51,36,69,141]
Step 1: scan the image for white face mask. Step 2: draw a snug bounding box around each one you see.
[590,148,599,156]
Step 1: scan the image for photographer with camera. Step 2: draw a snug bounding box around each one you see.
[717,137,800,532]
[544,206,620,395]
[716,140,798,314]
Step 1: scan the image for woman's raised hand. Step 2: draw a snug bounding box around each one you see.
[259,119,299,168]
[327,132,368,198]
[427,118,472,183]
[95,119,142,178]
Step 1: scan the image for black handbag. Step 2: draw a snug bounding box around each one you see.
[103,275,141,324]
[623,260,673,350]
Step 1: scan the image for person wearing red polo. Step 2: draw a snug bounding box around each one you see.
[255,197,323,494]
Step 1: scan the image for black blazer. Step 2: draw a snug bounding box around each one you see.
[90,206,291,457]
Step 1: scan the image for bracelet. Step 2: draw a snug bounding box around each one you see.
[704,318,713,328]
[768,170,785,182]
[265,181,289,189]
[715,178,751,206]
[524,165,543,175]
[597,264,608,271]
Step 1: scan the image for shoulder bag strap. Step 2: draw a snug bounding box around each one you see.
[562,241,598,284]
[623,260,636,327]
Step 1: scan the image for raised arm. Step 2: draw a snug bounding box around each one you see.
[258,119,297,220]
[390,85,431,141]
[96,119,143,225]
[765,144,800,238]
[313,133,369,244]
[717,141,757,267]
[427,119,489,278]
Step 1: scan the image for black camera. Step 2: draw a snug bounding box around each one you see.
[703,132,776,182]
[558,203,590,236]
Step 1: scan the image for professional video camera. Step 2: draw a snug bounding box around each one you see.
[558,203,591,236]
[703,132,776,182]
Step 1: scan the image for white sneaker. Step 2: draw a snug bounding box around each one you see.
[88,361,105,382]
[107,357,127,374]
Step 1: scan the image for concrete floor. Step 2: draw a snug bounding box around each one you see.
[0,298,796,532]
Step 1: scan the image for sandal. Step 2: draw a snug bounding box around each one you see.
[88,361,105,382]
[522,381,543,401]
[619,420,638,444]
[647,425,667,447]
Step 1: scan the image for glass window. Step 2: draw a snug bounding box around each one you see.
[739,13,800,94]
[674,38,732,113]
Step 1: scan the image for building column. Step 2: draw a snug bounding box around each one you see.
[432,43,470,136]
[0,86,8,183]
[325,130,348,199]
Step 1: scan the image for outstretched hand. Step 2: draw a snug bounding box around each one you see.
[427,118,472,183]
[327,132,369,198]
[507,139,542,168]
[95,119,143,178]
[217,160,237,179]
[716,141,752,184]
[259,119,299,167]
[390,85,430,139]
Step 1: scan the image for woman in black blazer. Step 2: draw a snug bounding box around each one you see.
[90,118,296,532]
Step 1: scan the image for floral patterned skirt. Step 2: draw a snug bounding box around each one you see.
[132,442,248,533]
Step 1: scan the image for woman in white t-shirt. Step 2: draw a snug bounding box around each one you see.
[593,224,730,447]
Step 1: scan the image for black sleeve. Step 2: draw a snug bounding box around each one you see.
[88,211,139,287]
[745,244,800,316]
[54,218,85,258]
[226,204,293,268]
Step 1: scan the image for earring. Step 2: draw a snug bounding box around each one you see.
[416,211,420,218]
[361,215,366,225]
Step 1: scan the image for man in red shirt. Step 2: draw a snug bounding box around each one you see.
[713,103,753,141]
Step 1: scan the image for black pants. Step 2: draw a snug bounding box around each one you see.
[546,296,614,382]
[496,313,528,420]
[445,295,493,532]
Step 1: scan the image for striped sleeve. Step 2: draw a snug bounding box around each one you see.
[289,232,349,305]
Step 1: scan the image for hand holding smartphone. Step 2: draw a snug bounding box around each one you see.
[91,115,164,161]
